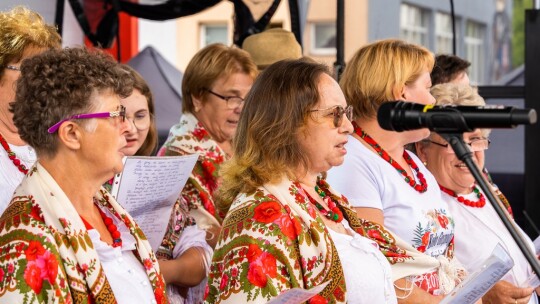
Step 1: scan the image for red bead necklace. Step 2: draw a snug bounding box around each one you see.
[353,122,427,193]
[304,185,344,223]
[0,132,29,174]
[439,184,486,208]
[81,206,123,248]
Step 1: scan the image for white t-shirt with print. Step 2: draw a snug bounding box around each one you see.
[327,137,455,294]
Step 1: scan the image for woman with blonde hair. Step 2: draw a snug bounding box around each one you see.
[328,39,464,302]
[0,6,61,212]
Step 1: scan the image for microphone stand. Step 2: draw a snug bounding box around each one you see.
[439,132,540,280]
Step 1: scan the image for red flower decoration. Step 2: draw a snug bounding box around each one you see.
[437,215,449,229]
[246,248,278,288]
[192,126,209,141]
[309,294,328,304]
[219,273,229,290]
[143,259,153,270]
[40,251,59,283]
[253,201,282,223]
[247,244,262,263]
[275,216,299,240]
[25,241,46,261]
[24,262,43,294]
[367,229,383,241]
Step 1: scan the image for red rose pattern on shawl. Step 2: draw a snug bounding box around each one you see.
[205,179,410,303]
[0,184,168,304]
[161,114,227,223]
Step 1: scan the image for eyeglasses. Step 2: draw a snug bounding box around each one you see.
[47,105,126,133]
[308,105,354,128]
[5,65,20,71]
[425,138,491,153]
[127,112,152,131]
[205,89,245,109]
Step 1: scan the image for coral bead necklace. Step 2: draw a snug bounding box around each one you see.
[81,206,123,247]
[353,122,427,193]
[439,184,486,208]
[0,132,28,174]
[305,185,344,223]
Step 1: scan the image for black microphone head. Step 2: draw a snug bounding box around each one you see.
[377,101,425,131]
[377,101,401,131]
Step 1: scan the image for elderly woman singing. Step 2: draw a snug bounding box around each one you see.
[0,48,167,304]
[205,59,408,304]
[158,44,257,248]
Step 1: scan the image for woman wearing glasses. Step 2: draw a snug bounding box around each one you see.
[0,6,61,213]
[415,83,539,304]
[206,59,400,303]
[0,48,167,303]
[158,44,257,248]
[113,65,212,304]
[327,40,465,303]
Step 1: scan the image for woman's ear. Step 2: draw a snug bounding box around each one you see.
[192,94,203,113]
[415,141,428,163]
[393,85,407,101]
[57,122,82,150]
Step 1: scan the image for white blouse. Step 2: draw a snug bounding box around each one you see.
[444,190,539,304]
[328,219,397,304]
[0,143,36,213]
[87,208,157,304]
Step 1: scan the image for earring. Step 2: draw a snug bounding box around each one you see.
[423,161,428,166]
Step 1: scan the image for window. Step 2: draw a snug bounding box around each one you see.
[400,3,428,47]
[200,24,229,47]
[435,12,455,54]
[310,22,336,55]
[465,21,485,84]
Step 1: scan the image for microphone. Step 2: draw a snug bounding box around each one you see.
[377,101,537,133]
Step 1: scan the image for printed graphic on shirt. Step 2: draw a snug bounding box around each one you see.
[412,208,454,257]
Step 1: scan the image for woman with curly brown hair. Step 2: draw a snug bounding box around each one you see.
[0,47,167,304]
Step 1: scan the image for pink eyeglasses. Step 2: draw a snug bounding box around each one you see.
[47,105,126,133]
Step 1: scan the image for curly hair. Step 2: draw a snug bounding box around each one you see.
[11,47,133,157]
[431,54,471,85]
[217,59,330,213]
[340,39,434,120]
[182,43,258,114]
[0,6,61,79]
[121,65,158,156]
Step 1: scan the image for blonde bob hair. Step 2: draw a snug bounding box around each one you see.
[217,59,330,213]
[340,39,434,120]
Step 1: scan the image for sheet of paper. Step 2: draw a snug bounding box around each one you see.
[110,155,198,252]
[266,281,330,304]
[440,243,514,304]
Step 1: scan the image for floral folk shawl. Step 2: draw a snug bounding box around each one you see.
[159,113,225,231]
[0,163,167,304]
[205,177,409,304]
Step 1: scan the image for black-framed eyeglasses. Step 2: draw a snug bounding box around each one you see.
[425,138,491,153]
[5,65,20,71]
[205,89,245,109]
[48,105,126,133]
[308,105,354,128]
